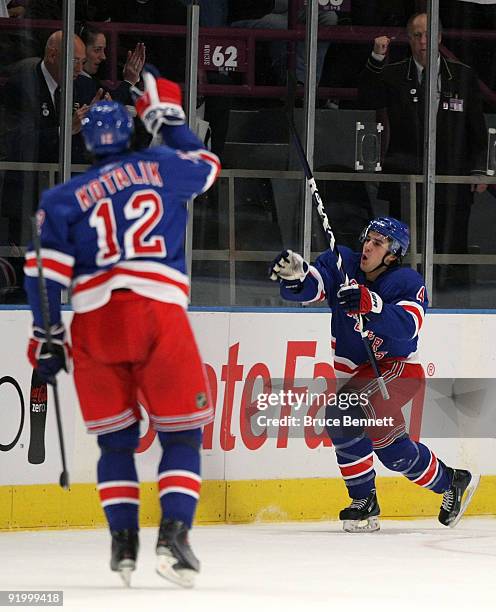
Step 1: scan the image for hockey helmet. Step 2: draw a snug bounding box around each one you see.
[360,216,410,257]
[81,101,133,155]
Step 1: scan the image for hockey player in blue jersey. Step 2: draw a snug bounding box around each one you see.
[270,217,480,532]
[24,73,220,586]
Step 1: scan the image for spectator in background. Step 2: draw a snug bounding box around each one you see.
[74,26,149,154]
[3,30,88,162]
[358,12,488,289]
[321,1,416,97]
[1,31,89,243]
[230,0,337,87]
[75,25,146,106]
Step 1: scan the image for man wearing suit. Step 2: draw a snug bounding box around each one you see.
[358,12,488,284]
[1,31,87,245]
[3,30,87,163]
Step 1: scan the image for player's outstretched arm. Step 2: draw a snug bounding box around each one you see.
[269,250,323,303]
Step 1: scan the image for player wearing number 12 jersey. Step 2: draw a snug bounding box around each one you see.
[24,74,220,587]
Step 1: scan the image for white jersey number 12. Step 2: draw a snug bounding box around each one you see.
[89,189,166,266]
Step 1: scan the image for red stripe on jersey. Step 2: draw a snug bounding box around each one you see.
[158,475,201,495]
[72,266,189,296]
[413,453,438,487]
[402,304,424,332]
[334,361,356,374]
[98,485,139,502]
[25,256,73,280]
[340,455,374,478]
[199,151,221,177]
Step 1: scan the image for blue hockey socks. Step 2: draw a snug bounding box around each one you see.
[97,423,140,531]
[157,428,202,529]
[333,435,376,499]
[374,435,451,493]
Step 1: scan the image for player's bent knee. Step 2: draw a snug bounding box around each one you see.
[157,428,202,451]
[325,397,366,441]
[97,422,140,453]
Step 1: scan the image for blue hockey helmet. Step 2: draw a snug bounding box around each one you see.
[360,216,410,257]
[81,101,133,155]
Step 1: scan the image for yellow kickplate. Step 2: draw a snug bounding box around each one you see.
[1,476,494,530]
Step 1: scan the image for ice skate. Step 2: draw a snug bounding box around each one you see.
[110,529,139,587]
[340,489,380,532]
[439,468,480,528]
[156,518,199,588]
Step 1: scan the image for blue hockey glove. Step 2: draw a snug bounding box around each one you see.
[135,72,186,136]
[337,284,383,316]
[269,250,309,292]
[27,323,72,384]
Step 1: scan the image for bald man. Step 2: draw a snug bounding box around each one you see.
[3,30,89,162]
[358,12,488,288]
[2,31,90,244]
[45,30,86,81]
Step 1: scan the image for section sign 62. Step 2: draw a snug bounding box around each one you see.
[200,38,247,72]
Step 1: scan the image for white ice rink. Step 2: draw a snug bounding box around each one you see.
[1,518,495,612]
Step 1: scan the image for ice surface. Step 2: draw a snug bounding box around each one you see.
[1,518,495,612]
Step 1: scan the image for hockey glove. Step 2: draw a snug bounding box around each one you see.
[135,72,186,136]
[27,323,72,384]
[337,284,383,316]
[269,249,309,292]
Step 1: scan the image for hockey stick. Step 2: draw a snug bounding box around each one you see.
[31,217,70,489]
[285,73,389,400]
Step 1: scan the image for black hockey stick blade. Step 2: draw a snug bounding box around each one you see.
[59,470,70,489]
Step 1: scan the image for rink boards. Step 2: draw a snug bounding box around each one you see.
[0,309,495,528]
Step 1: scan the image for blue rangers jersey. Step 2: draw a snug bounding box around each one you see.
[24,124,220,326]
[280,246,427,376]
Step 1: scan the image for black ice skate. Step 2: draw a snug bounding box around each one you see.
[156,518,199,588]
[439,468,480,528]
[110,529,139,587]
[339,489,381,533]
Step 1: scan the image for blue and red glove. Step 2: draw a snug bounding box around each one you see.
[27,323,72,384]
[135,72,186,136]
[337,284,383,316]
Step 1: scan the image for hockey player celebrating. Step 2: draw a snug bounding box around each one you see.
[270,216,480,532]
[24,73,220,586]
